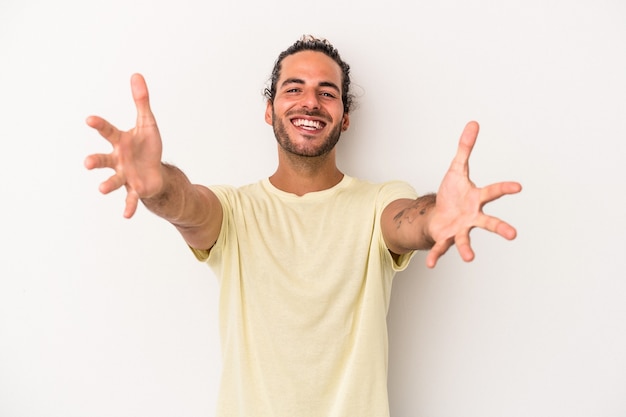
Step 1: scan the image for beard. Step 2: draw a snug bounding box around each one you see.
[272,109,343,158]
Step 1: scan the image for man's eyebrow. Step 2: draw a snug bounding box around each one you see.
[281,77,305,87]
[319,81,340,92]
[281,78,340,92]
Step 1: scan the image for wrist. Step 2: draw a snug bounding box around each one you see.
[419,194,437,247]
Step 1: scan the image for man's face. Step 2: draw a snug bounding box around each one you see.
[265,50,350,158]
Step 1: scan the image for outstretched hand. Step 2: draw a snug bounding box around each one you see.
[84,74,164,218]
[425,121,522,268]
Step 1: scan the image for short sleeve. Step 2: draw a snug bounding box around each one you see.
[376,180,420,272]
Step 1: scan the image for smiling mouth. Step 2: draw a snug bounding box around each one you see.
[291,118,326,131]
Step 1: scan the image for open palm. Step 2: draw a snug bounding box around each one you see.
[426,121,522,268]
[84,74,164,218]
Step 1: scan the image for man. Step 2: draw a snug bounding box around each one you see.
[85,35,521,417]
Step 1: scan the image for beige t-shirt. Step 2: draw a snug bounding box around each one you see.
[191,176,418,417]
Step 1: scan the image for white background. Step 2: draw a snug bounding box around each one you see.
[1,0,625,416]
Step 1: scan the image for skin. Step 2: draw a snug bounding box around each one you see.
[264,50,350,195]
[84,74,222,250]
[85,50,522,267]
[381,121,522,267]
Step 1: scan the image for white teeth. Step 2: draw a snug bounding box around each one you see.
[293,118,323,130]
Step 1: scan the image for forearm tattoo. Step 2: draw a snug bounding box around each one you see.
[393,193,436,229]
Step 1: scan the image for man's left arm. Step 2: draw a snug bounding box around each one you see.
[381,121,522,268]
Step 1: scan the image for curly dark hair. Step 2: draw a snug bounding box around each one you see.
[264,35,355,113]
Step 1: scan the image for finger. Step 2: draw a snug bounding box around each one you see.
[123,189,139,219]
[99,172,126,195]
[86,115,121,144]
[454,231,475,263]
[84,153,114,170]
[480,181,523,205]
[130,73,156,128]
[449,121,479,174]
[476,214,518,240]
[426,239,453,268]
[496,221,517,240]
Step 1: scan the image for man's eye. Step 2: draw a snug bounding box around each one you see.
[321,92,336,98]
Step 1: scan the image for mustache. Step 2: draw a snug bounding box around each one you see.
[286,109,330,120]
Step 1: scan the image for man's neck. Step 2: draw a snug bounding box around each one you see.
[269,149,344,196]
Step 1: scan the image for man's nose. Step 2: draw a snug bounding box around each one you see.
[300,90,320,109]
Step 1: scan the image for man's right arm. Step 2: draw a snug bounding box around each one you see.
[141,163,223,251]
[85,73,222,250]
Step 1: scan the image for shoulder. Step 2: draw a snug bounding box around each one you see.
[208,181,265,203]
[345,177,418,208]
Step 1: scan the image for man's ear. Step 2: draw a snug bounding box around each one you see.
[264,101,273,125]
[342,113,350,131]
